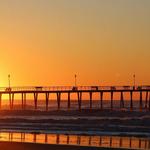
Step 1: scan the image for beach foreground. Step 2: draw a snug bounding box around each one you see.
[0,110,149,149]
[0,141,128,150]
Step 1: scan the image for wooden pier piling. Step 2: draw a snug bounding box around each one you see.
[21,93,24,109]
[149,92,150,111]
[100,92,103,110]
[145,91,148,109]
[130,91,133,111]
[68,92,71,110]
[9,93,12,110]
[77,92,82,111]
[0,93,2,109]
[89,92,92,110]
[57,92,61,110]
[34,93,38,110]
[45,93,49,111]
[45,134,48,143]
[24,93,26,110]
[120,92,124,109]
[67,135,70,144]
[11,93,14,109]
[111,91,113,110]
[140,91,143,111]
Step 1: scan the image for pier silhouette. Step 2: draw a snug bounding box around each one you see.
[0,85,149,111]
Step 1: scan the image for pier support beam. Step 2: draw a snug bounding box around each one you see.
[34,93,38,110]
[77,136,81,145]
[89,92,92,110]
[24,93,26,110]
[67,135,69,144]
[100,92,103,110]
[130,91,133,111]
[9,132,13,141]
[145,91,148,110]
[110,137,112,147]
[45,134,48,143]
[33,134,37,143]
[120,92,124,109]
[89,136,91,146]
[111,92,113,110]
[139,91,143,111]
[129,138,132,148]
[45,93,49,111]
[119,137,123,148]
[11,93,14,109]
[57,92,61,110]
[21,93,26,110]
[21,133,25,142]
[9,93,12,110]
[99,136,102,146]
[148,140,150,149]
[56,134,60,144]
[77,92,82,111]
[22,93,24,109]
[68,92,71,110]
[139,139,141,149]
[149,92,150,111]
[0,93,2,109]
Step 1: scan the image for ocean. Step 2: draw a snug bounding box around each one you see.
[0,100,150,149]
[1,100,148,111]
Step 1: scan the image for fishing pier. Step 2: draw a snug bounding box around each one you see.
[0,86,150,111]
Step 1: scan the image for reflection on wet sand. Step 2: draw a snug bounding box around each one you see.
[0,132,149,149]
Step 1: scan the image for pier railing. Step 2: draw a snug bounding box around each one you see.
[0,85,150,92]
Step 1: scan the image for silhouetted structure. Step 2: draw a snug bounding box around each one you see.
[0,85,149,111]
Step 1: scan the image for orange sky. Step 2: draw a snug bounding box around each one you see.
[0,0,150,87]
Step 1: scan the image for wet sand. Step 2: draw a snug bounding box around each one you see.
[0,141,129,150]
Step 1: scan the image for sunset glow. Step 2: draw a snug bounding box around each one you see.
[0,0,150,87]
[0,2,150,150]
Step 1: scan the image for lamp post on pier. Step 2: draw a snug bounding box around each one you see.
[8,74,11,88]
[74,74,77,87]
[133,74,135,90]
